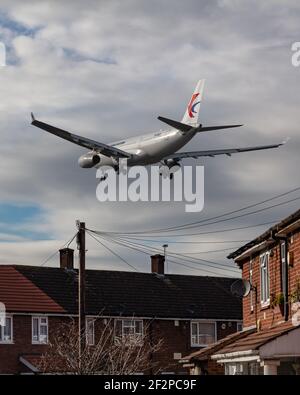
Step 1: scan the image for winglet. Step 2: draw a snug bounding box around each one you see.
[31,112,36,123]
[281,136,290,145]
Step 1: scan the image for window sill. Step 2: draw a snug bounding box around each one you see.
[0,341,14,345]
[32,341,48,345]
[191,344,210,348]
[260,302,270,310]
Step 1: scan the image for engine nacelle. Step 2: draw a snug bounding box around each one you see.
[78,152,100,168]
[163,158,181,168]
[159,160,181,178]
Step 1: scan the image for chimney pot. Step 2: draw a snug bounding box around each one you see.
[151,254,165,275]
[59,248,74,270]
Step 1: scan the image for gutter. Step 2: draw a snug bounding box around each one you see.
[212,349,256,360]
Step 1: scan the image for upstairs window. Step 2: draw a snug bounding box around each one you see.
[115,319,143,344]
[191,321,216,347]
[280,242,287,295]
[260,252,270,306]
[0,316,13,343]
[249,258,254,312]
[32,316,48,344]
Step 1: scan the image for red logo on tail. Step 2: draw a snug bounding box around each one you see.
[188,93,200,118]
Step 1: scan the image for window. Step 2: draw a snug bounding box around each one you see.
[249,258,254,312]
[32,316,48,344]
[0,316,13,343]
[260,252,270,306]
[237,322,243,332]
[86,318,95,346]
[115,319,143,343]
[191,321,216,347]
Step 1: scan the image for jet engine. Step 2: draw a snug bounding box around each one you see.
[163,158,181,169]
[78,152,100,168]
[159,159,181,179]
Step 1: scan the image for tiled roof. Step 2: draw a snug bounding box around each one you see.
[19,354,43,373]
[227,208,300,261]
[0,265,242,319]
[214,321,297,356]
[181,328,255,362]
[0,266,65,313]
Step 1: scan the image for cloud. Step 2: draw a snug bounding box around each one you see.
[0,0,299,275]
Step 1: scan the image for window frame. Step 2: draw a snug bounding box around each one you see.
[249,258,254,312]
[260,252,270,307]
[0,315,13,344]
[86,317,95,346]
[280,242,286,295]
[190,321,216,347]
[115,319,143,343]
[32,316,48,344]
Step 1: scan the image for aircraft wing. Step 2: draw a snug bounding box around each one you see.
[30,113,131,158]
[162,142,286,160]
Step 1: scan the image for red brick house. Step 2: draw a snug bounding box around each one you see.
[182,208,300,375]
[0,252,242,374]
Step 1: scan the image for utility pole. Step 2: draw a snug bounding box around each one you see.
[76,220,86,371]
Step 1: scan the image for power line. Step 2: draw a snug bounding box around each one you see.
[91,231,240,276]
[89,186,300,235]
[97,220,278,239]
[40,232,77,267]
[88,196,300,237]
[87,230,140,272]
[108,234,240,274]
[99,233,238,277]
[168,247,237,254]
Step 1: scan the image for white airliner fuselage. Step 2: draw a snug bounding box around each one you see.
[31,79,285,173]
[97,128,196,167]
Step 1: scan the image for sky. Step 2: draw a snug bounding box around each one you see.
[0,0,299,276]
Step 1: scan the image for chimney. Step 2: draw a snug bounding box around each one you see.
[59,248,74,270]
[151,254,165,275]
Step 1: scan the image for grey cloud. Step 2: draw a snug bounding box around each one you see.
[0,0,299,275]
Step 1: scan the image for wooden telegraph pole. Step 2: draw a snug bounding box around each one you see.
[76,220,86,372]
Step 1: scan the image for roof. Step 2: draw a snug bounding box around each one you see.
[0,266,65,313]
[213,320,297,357]
[227,208,300,261]
[19,354,42,373]
[181,328,255,363]
[0,265,242,320]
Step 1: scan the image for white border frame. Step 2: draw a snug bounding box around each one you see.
[31,316,48,345]
[0,314,13,344]
[260,251,270,308]
[190,320,217,348]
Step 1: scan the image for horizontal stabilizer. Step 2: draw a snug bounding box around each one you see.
[198,124,243,132]
[157,116,193,132]
[158,116,243,134]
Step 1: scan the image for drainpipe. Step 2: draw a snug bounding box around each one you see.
[271,230,289,321]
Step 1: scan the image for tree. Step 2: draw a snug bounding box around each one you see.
[38,317,164,375]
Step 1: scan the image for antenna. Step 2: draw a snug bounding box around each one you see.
[231,279,253,298]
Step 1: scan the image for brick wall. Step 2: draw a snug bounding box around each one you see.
[241,228,300,330]
[0,315,240,374]
[0,315,66,374]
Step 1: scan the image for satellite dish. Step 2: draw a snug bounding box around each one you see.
[231,279,252,298]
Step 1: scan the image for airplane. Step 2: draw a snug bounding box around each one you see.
[31,79,286,179]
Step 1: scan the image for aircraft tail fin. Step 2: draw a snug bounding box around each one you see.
[181,79,205,127]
